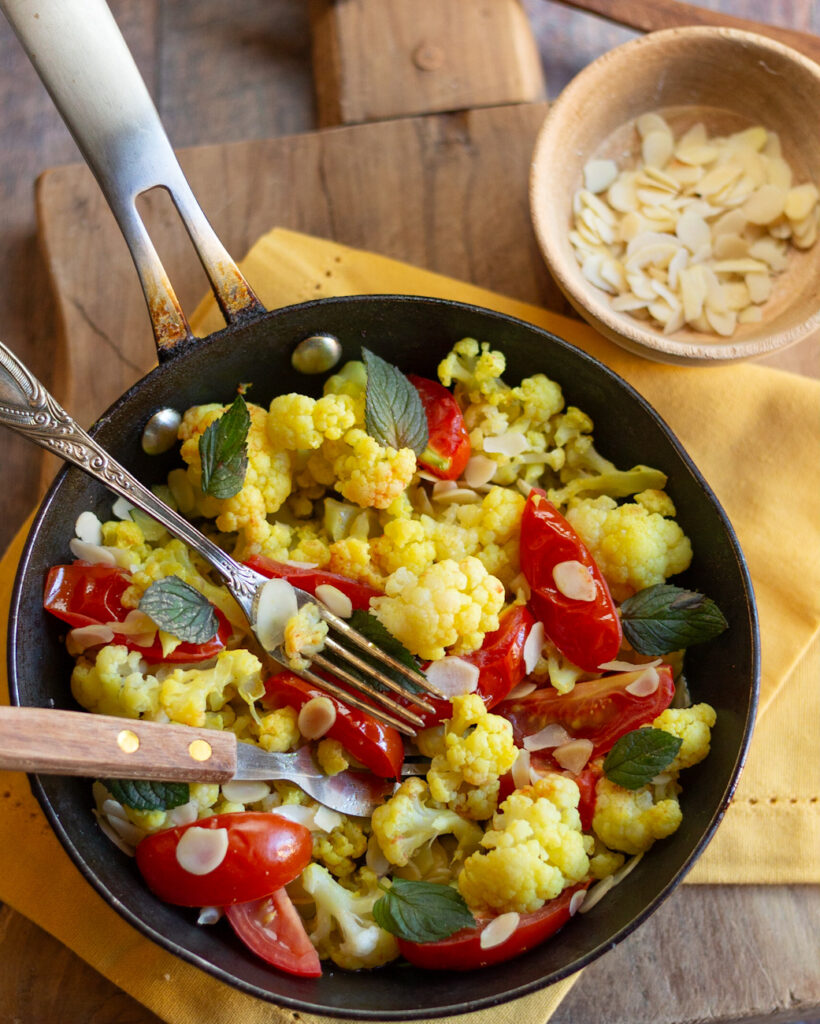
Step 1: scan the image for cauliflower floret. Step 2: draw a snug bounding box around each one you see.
[256,705,301,753]
[313,816,369,878]
[283,602,328,671]
[592,776,683,856]
[565,495,692,600]
[370,517,436,577]
[438,338,508,406]
[159,649,263,728]
[370,776,483,867]
[371,557,504,661]
[100,519,153,569]
[427,694,518,820]
[317,738,350,776]
[511,373,565,423]
[301,862,399,970]
[457,775,590,914]
[653,704,716,773]
[267,393,359,450]
[331,428,416,510]
[327,536,383,588]
[71,645,160,718]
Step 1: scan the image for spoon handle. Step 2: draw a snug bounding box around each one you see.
[0,339,259,609]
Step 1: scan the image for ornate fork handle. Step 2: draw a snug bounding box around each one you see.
[0,341,260,607]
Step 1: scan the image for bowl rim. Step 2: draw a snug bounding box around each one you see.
[6,294,761,1018]
[529,25,820,365]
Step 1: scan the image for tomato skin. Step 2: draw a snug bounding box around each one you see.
[135,813,312,908]
[409,604,537,727]
[225,889,322,977]
[43,563,230,662]
[499,665,676,759]
[243,554,381,610]
[520,492,622,672]
[397,883,588,970]
[407,374,471,480]
[263,672,404,778]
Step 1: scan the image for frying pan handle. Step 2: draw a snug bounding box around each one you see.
[0,0,265,356]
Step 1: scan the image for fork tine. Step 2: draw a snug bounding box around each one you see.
[321,634,436,714]
[319,608,444,698]
[310,652,426,730]
[291,662,420,737]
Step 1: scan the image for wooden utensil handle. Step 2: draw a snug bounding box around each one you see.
[0,707,236,783]
[549,0,820,65]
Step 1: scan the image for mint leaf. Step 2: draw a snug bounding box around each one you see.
[603,727,682,790]
[103,778,190,811]
[373,879,475,943]
[139,576,218,644]
[620,584,728,656]
[199,394,250,498]
[363,349,428,456]
[347,610,426,693]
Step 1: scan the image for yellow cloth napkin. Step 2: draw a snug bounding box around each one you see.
[0,230,818,1024]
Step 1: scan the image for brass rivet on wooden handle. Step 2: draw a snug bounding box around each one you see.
[117,729,140,754]
[188,739,213,762]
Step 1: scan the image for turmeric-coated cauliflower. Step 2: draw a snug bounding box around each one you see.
[426,694,518,820]
[370,776,483,867]
[71,645,160,719]
[592,776,683,856]
[565,495,692,600]
[283,602,328,671]
[313,816,369,878]
[371,557,504,661]
[457,774,590,914]
[438,338,508,406]
[267,392,359,450]
[653,704,716,773]
[159,648,264,728]
[331,428,417,510]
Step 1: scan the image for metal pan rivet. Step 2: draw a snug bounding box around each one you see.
[142,408,182,455]
[291,334,342,374]
[188,739,212,762]
[117,729,140,754]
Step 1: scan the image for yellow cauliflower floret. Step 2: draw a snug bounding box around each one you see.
[653,704,716,773]
[371,777,483,867]
[370,517,436,577]
[592,777,683,856]
[267,393,359,450]
[71,645,159,719]
[159,649,263,728]
[313,816,369,878]
[283,602,328,671]
[317,738,350,776]
[371,557,504,661]
[427,694,517,820]
[332,428,416,510]
[256,705,301,753]
[327,537,383,588]
[511,373,565,423]
[457,775,590,914]
[635,488,677,517]
[565,495,692,600]
[438,338,508,405]
[100,519,152,568]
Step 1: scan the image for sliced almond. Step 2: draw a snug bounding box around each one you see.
[425,656,480,697]
[552,560,596,602]
[69,539,118,566]
[314,805,344,833]
[315,583,353,619]
[738,305,763,323]
[583,158,618,194]
[523,723,571,752]
[221,780,271,805]
[511,747,532,789]
[167,801,199,826]
[636,112,669,138]
[255,578,298,650]
[298,696,337,739]
[705,307,737,337]
[625,666,660,696]
[66,624,116,656]
[463,455,497,488]
[553,738,594,774]
[569,889,587,916]
[507,680,538,700]
[523,621,545,673]
[480,912,521,950]
[784,182,819,222]
[75,510,104,546]
[483,432,529,457]
[742,184,786,225]
[175,826,229,875]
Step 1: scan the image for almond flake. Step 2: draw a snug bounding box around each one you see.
[298,696,337,739]
[507,680,538,700]
[69,539,118,566]
[425,657,480,697]
[511,747,532,789]
[175,826,229,875]
[552,560,596,602]
[483,432,529,457]
[254,578,298,650]
[569,889,587,916]
[221,781,271,805]
[463,455,497,488]
[625,666,660,696]
[523,723,571,752]
[523,621,545,673]
[480,912,520,950]
[75,510,103,546]
[315,583,353,619]
[314,805,344,833]
[66,624,116,656]
[583,158,618,194]
[553,738,594,774]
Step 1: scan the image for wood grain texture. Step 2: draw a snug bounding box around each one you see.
[1,2,819,1023]
[308,0,546,126]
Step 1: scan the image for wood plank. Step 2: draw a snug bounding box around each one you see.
[309,0,545,126]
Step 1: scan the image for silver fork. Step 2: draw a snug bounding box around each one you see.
[0,341,442,735]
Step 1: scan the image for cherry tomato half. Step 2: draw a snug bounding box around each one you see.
[225,889,322,977]
[135,812,312,907]
[397,882,588,970]
[499,664,675,759]
[43,563,231,662]
[520,492,622,672]
[244,554,381,610]
[407,374,471,481]
[263,671,404,778]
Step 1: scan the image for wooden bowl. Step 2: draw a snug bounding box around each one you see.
[529,27,820,364]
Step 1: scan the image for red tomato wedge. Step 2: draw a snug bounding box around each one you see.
[407,374,471,480]
[397,883,588,970]
[499,664,675,759]
[519,492,622,672]
[263,671,404,778]
[43,563,231,662]
[225,889,322,978]
[135,813,312,907]
[243,554,381,610]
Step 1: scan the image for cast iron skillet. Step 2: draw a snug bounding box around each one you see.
[3,0,759,1018]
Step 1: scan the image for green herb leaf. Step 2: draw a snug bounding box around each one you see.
[620,584,728,655]
[603,727,682,790]
[103,778,190,811]
[199,394,251,498]
[346,610,426,692]
[138,575,218,644]
[362,348,429,456]
[373,879,475,943]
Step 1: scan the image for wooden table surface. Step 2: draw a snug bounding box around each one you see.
[0,2,818,1022]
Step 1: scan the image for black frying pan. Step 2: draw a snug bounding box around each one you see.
[2,0,760,1017]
